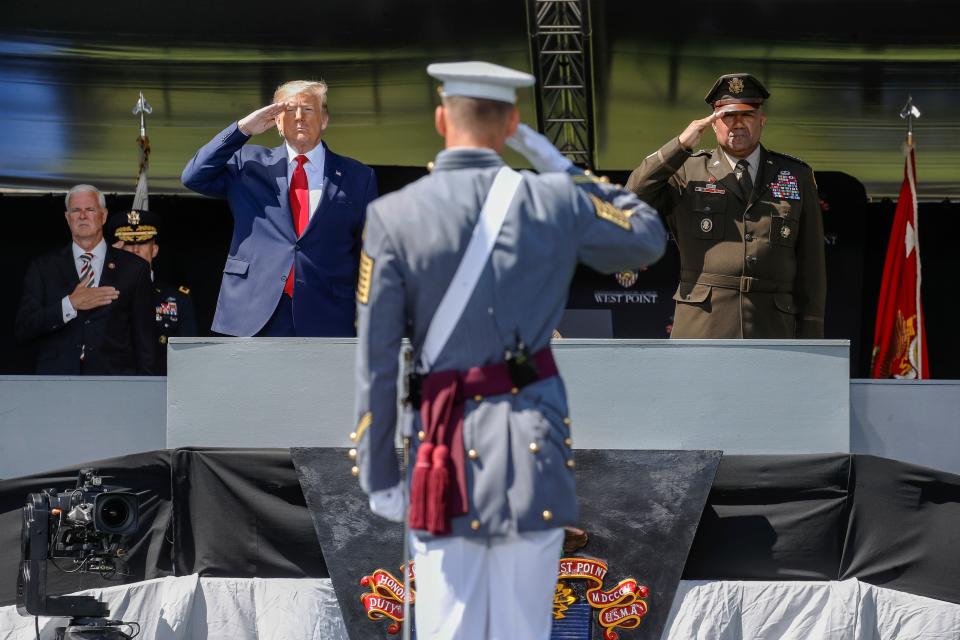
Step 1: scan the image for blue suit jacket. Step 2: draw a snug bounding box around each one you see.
[182,123,378,336]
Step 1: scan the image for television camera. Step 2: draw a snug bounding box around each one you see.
[18,468,141,639]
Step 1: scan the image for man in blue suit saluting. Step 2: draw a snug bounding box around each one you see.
[182,80,378,336]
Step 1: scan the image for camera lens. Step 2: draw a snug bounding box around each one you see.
[99,498,129,529]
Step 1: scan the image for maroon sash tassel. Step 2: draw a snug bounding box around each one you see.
[409,348,558,536]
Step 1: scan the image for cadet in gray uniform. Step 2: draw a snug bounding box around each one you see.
[351,62,666,640]
[627,73,826,339]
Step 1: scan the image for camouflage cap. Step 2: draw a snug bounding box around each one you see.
[705,73,770,108]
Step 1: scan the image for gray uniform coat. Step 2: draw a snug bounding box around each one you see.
[353,148,666,538]
[627,137,826,339]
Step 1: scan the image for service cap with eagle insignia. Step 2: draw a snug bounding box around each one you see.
[106,208,159,244]
[705,73,770,112]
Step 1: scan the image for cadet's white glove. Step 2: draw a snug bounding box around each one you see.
[369,483,405,523]
[506,124,573,173]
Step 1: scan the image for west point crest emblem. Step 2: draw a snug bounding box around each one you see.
[614,271,638,289]
[127,210,141,225]
[728,77,745,94]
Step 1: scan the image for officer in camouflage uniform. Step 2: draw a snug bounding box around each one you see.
[351,62,666,639]
[627,73,826,338]
[107,209,197,374]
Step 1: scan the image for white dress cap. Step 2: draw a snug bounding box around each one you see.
[427,61,535,104]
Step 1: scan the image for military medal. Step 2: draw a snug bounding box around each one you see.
[769,170,801,200]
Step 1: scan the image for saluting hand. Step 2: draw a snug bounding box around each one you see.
[238,102,285,136]
[678,111,722,152]
[68,274,119,311]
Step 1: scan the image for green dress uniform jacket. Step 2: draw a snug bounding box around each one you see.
[627,137,826,339]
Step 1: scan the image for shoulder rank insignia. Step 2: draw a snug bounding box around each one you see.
[588,194,632,230]
[768,150,810,167]
[178,285,190,295]
[357,250,374,305]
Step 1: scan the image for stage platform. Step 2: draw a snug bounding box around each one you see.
[3,575,958,640]
[3,339,959,478]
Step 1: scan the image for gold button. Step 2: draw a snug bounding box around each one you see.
[511,387,519,395]
[348,448,357,459]
[542,510,553,521]
[563,417,572,426]
[349,431,358,442]
[566,459,576,469]
[529,442,540,453]
[564,437,573,447]
[470,519,481,530]
[418,430,426,441]
[474,395,483,402]
[351,466,359,477]
[468,449,478,460]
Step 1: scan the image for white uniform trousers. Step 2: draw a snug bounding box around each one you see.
[411,528,564,640]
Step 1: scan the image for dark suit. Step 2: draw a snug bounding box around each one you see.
[181,123,378,336]
[15,246,156,375]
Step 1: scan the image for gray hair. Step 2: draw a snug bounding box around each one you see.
[65,184,105,209]
[273,80,328,110]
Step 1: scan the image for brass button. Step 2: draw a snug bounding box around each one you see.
[474,395,483,402]
[351,466,359,477]
[563,417,572,426]
[349,431,358,442]
[529,442,540,453]
[348,448,357,460]
[564,437,573,447]
[510,387,519,395]
[566,459,576,469]
[468,449,478,460]
[542,510,553,521]
[470,519,481,530]
[418,430,426,441]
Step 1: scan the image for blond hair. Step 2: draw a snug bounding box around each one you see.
[273,80,328,111]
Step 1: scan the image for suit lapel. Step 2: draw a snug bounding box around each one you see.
[58,244,80,289]
[752,146,775,205]
[270,144,298,242]
[707,148,745,203]
[86,247,121,321]
[303,143,344,235]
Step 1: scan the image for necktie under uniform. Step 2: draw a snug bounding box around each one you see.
[284,155,309,298]
[735,159,754,200]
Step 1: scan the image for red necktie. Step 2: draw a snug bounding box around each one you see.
[284,155,309,297]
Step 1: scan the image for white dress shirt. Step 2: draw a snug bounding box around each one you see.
[61,239,107,322]
[285,142,325,221]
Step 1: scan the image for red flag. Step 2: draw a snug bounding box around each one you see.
[870,142,929,379]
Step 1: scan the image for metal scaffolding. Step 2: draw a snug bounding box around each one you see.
[525,0,596,168]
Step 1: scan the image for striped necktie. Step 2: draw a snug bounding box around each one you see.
[79,252,95,286]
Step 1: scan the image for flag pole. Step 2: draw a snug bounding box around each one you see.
[131,92,153,212]
[899,95,920,148]
[899,96,924,378]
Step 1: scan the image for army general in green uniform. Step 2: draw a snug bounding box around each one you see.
[627,73,826,338]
